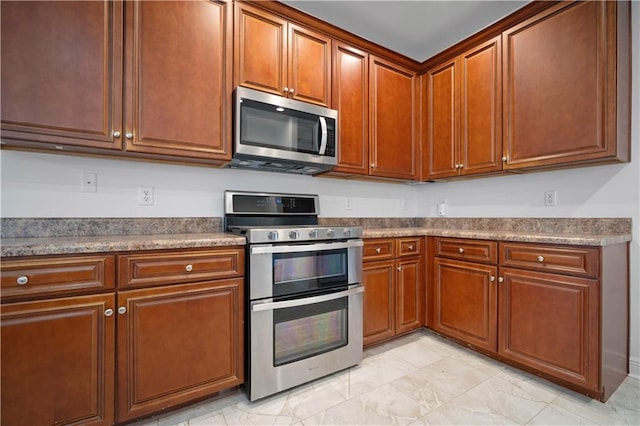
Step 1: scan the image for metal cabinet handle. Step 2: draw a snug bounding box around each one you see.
[490,276,495,282]
[498,277,504,283]
[16,276,29,285]
[408,245,414,250]
[397,266,402,271]
[458,247,464,254]
[118,307,127,315]
[537,256,545,262]
[284,87,289,93]
[113,131,121,138]
[104,309,114,317]
[185,264,193,272]
[375,247,381,254]
[289,88,294,94]
[502,156,507,162]
[126,132,133,139]
[371,163,376,168]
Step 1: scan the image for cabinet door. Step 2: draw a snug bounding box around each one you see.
[362,260,395,346]
[426,58,458,179]
[498,268,599,393]
[1,294,115,426]
[459,36,502,175]
[116,279,243,422]
[0,1,123,150]
[433,258,498,352]
[503,1,629,169]
[289,24,332,106]
[331,42,369,175]
[396,257,423,334]
[234,2,287,96]
[369,57,418,180]
[125,0,232,160]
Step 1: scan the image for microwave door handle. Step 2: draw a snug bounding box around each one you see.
[318,116,328,155]
[252,284,364,312]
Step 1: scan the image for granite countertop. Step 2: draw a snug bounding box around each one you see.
[0,232,246,257]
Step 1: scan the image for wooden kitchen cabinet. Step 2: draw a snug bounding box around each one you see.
[2,0,233,163]
[369,57,419,180]
[502,0,630,170]
[0,256,116,426]
[124,0,233,160]
[234,2,331,106]
[431,238,498,352]
[425,36,502,180]
[363,237,423,346]
[116,278,244,422]
[0,1,123,150]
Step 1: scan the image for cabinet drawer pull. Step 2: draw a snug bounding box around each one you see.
[113,131,121,138]
[375,247,381,254]
[118,307,127,315]
[490,276,495,282]
[397,266,402,271]
[537,255,545,263]
[185,264,193,272]
[502,156,507,162]
[408,245,414,250]
[284,87,289,93]
[104,309,114,317]
[289,88,294,94]
[16,276,29,285]
[125,132,133,139]
[498,277,504,283]
[458,247,464,254]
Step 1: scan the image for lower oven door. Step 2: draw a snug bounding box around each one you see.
[248,284,364,401]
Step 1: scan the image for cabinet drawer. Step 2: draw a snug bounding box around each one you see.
[435,238,497,264]
[363,238,395,261]
[118,248,244,289]
[397,237,422,257]
[1,255,115,301]
[500,243,599,277]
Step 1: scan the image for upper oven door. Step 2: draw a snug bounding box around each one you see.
[249,239,363,300]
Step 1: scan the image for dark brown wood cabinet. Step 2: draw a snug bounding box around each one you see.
[363,237,423,346]
[428,237,629,401]
[0,1,123,151]
[431,238,498,352]
[234,2,331,106]
[124,0,233,160]
[425,36,502,180]
[116,278,243,422]
[369,57,419,180]
[502,1,630,169]
[1,0,233,162]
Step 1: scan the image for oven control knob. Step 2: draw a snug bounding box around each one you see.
[308,229,318,239]
[326,228,335,238]
[289,230,299,240]
[343,228,352,237]
[268,231,279,241]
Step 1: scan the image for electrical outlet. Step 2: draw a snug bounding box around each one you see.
[345,197,352,210]
[81,172,97,192]
[437,199,447,216]
[544,190,557,207]
[139,186,154,206]
[401,199,407,210]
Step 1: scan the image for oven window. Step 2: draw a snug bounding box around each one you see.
[273,296,348,366]
[273,249,347,296]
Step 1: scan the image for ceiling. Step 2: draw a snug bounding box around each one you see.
[280,0,528,62]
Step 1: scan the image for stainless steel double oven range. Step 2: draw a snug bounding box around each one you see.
[224,191,364,401]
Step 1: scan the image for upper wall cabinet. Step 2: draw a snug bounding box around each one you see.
[1,0,233,163]
[502,1,630,170]
[369,57,419,180]
[234,2,332,107]
[124,0,233,161]
[1,1,123,150]
[425,36,502,180]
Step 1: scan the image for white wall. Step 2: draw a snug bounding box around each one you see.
[1,2,638,378]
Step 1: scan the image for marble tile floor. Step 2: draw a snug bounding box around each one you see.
[131,330,640,426]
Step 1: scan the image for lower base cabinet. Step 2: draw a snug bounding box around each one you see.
[429,238,629,401]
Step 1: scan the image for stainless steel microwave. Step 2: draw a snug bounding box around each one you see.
[230,87,338,175]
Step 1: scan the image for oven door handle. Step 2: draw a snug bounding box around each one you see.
[250,239,363,255]
[251,284,364,312]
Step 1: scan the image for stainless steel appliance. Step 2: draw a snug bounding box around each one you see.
[230,87,338,175]
[224,191,363,401]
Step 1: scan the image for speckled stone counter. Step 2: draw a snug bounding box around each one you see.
[1,217,631,257]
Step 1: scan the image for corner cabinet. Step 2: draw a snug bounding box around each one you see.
[369,57,419,180]
[363,237,423,347]
[234,2,332,107]
[1,0,233,163]
[425,36,502,180]
[428,237,629,401]
[502,1,630,169]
